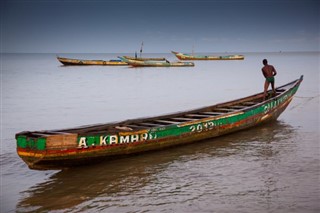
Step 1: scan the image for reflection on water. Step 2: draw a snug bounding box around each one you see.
[17,121,296,212]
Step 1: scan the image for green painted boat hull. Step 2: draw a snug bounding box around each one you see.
[16,76,303,170]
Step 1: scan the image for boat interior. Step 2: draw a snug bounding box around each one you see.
[21,87,289,139]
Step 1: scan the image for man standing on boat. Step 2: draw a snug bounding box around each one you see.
[262,59,277,100]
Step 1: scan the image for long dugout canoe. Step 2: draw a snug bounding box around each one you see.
[16,76,303,170]
[123,56,166,61]
[172,51,245,60]
[57,56,128,66]
[119,56,195,67]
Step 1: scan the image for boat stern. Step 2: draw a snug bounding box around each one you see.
[16,132,78,169]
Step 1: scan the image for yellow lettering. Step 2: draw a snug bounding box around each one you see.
[140,133,148,141]
[109,135,118,145]
[100,136,107,145]
[131,134,139,142]
[120,135,130,143]
[78,137,88,148]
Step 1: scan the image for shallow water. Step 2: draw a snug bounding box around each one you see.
[1,52,319,212]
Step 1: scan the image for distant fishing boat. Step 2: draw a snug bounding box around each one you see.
[16,76,303,170]
[171,51,245,60]
[119,56,195,67]
[57,56,128,66]
[123,56,166,61]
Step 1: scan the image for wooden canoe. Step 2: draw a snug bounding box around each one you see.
[57,56,128,66]
[171,51,245,60]
[119,56,195,67]
[123,56,166,61]
[16,76,303,170]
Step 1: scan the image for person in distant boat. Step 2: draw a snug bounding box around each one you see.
[135,51,137,59]
[262,59,277,101]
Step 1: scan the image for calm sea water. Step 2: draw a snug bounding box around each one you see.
[1,52,319,213]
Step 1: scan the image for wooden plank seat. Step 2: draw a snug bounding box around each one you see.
[128,123,158,128]
[139,122,163,127]
[185,114,212,118]
[242,101,259,106]
[213,108,237,112]
[125,124,146,129]
[200,112,225,115]
[228,105,246,109]
[154,120,181,124]
[171,117,197,121]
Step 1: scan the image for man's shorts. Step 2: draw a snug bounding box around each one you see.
[266,76,275,83]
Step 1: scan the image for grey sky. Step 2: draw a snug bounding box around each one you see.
[1,0,319,53]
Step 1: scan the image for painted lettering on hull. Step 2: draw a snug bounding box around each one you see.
[77,133,157,148]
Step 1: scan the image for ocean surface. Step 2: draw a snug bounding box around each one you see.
[1,52,319,213]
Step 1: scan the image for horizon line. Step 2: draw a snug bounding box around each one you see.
[1,50,319,54]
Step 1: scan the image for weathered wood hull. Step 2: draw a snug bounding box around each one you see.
[57,57,128,66]
[172,51,245,60]
[16,76,303,170]
[119,56,195,67]
[123,56,166,61]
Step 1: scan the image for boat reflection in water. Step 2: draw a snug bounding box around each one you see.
[17,121,296,212]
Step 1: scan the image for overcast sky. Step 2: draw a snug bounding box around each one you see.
[1,0,319,53]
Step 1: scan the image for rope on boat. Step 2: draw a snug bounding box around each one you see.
[289,94,319,110]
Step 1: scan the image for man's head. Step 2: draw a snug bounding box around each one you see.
[263,59,268,65]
